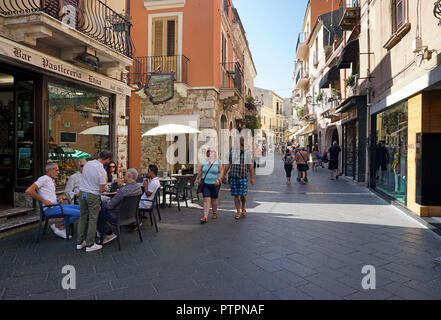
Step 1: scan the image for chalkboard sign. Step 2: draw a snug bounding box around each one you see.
[60,132,77,143]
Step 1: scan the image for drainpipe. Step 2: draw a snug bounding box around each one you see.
[365,0,372,187]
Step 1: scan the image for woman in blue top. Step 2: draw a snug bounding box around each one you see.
[195,148,224,223]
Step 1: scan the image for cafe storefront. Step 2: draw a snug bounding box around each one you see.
[0,36,131,210]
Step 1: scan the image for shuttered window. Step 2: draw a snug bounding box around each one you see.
[152,17,178,57]
[393,0,406,31]
[221,33,227,63]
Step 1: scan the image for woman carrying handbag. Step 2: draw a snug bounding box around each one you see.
[195,148,224,223]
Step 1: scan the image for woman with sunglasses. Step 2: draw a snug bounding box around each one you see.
[106,161,118,184]
[195,148,224,223]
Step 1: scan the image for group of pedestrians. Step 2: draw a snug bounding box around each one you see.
[282,144,309,184]
[281,141,342,184]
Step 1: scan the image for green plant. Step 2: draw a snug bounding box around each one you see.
[316,91,323,102]
[345,75,355,88]
[296,106,304,118]
[332,88,341,98]
[246,96,255,104]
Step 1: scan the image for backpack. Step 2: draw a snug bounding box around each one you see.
[284,154,293,165]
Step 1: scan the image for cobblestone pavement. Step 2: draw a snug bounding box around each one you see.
[1,153,441,300]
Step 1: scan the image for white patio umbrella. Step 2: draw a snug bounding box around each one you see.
[79,125,109,136]
[142,124,201,176]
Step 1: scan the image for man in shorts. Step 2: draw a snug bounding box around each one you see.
[224,137,255,220]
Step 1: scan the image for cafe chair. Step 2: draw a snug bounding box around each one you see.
[185,174,199,203]
[164,176,188,211]
[138,189,161,232]
[35,202,73,243]
[104,194,143,250]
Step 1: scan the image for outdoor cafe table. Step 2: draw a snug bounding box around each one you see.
[158,177,177,207]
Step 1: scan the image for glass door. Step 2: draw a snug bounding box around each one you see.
[15,78,35,189]
[0,72,15,208]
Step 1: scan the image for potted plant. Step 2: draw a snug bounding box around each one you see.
[331,88,341,99]
[345,74,355,88]
[316,91,323,102]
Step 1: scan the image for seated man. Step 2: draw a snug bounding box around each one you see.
[25,163,81,239]
[64,159,87,204]
[139,164,161,210]
[97,168,142,244]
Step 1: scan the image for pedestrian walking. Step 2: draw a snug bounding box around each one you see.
[76,150,113,252]
[328,141,341,180]
[295,146,309,184]
[196,148,224,223]
[311,147,319,171]
[282,148,295,185]
[224,137,255,220]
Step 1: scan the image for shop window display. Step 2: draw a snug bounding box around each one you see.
[47,83,110,186]
[375,101,408,203]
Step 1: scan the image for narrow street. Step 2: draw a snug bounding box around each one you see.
[1,153,441,300]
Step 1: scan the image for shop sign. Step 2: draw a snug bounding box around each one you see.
[144,73,174,105]
[0,36,131,96]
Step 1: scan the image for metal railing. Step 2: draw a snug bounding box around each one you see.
[340,0,359,9]
[0,0,134,57]
[130,55,190,85]
[220,62,243,94]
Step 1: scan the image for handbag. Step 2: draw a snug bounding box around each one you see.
[197,161,215,193]
[299,151,309,171]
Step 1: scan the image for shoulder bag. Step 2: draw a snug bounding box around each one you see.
[197,161,215,194]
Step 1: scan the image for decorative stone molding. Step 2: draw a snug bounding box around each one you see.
[144,0,185,10]
[383,23,411,51]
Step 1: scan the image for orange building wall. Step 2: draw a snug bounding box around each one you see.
[310,0,341,31]
[128,0,233,169]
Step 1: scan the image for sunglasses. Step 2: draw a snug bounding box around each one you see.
[109,165,116,168]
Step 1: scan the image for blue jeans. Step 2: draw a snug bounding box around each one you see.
[96,202,117,235]
[44,204,80,225]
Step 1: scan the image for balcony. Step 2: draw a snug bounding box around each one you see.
[294,66,309,90]
[220,62,243,107]
[339,0,360,31]
[0,0,134,66]
[129,55,190,88]
[296,32,309,59]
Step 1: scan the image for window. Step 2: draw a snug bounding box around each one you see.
[152,17,178,57]
[393,0,406,32]
[221,33,227,63]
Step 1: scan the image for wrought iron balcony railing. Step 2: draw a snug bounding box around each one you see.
[220,62,243,94]
[130,55,190,86]
[0,0,134,58]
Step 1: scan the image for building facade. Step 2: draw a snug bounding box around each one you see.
[128,0,256,174]
[0,0,133,219]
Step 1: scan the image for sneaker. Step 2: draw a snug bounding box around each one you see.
[86,243,102,253]
[76,241,86,250]
[102,233,117,245]
[51,224,67,239]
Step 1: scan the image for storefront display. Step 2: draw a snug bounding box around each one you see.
[374,101,408,203]
[47,82,111,187]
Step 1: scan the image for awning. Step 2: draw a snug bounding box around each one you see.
[293,125,309,137]
[336,39,359,69]
[158,114,200,129]
[319,66,340,89]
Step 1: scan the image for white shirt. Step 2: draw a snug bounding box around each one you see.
[64,171,82,202]
[34,175,57,205]
[139,177,160,209]
[79,160,107,195]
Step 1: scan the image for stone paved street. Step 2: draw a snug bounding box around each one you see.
[1,154,441,300]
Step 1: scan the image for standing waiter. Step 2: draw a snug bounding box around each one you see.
[76,150,113,252]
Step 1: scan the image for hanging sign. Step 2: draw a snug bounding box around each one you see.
[144,73,174,105]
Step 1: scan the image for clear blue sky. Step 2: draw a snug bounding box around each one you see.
[233,0,307,98]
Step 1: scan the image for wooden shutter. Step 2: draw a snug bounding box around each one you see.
[167,20,176,56]
[153,20,164,56]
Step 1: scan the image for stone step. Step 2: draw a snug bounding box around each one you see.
[0,211,40,234]
[0,207,36,220]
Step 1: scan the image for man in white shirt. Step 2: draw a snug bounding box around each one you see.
[76,150,113,252]
[25,163,80,239]
[139,165,161,210]
[64,159,87,204]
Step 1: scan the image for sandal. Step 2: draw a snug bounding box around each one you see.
[242,209,247,217]
[235,212,241,220]
[200,216,208,224]
[212,213,218,219]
